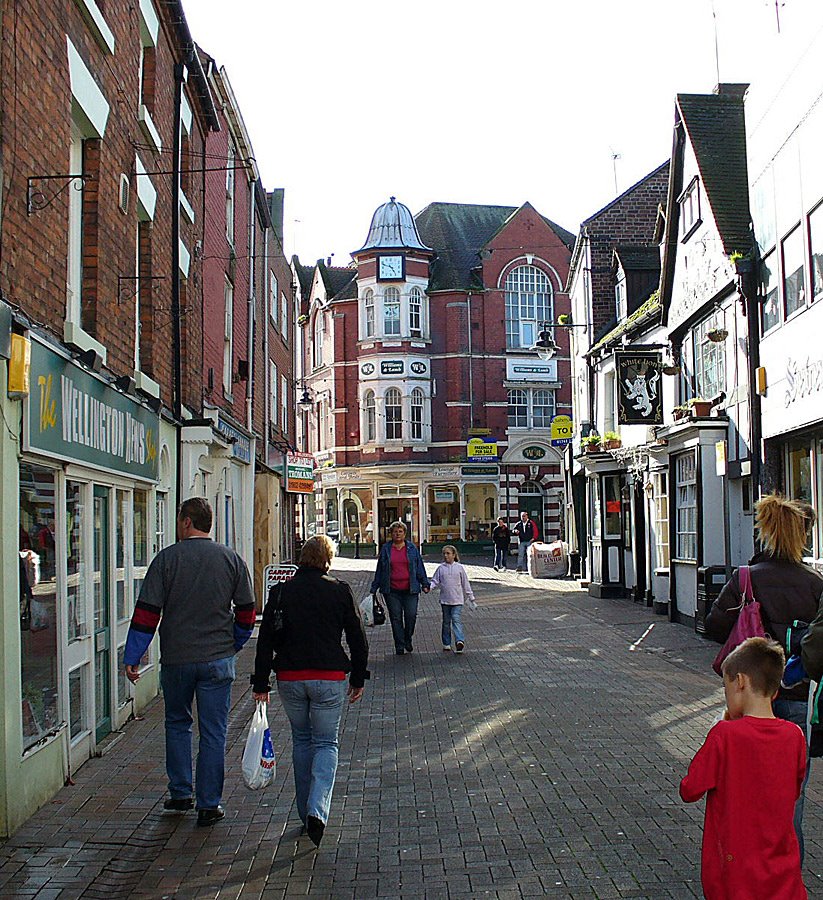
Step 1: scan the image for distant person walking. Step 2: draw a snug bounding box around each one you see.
[513,511,537,573]
[252,535,368,848]
[491,517,511,571]
[371,521,430,655]
[124,497,255,827]
[430,545,475,653]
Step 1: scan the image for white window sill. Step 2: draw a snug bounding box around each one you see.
[134,370,160,399]
[73,0,115,53]
[63,321,107,365]
[180,190,195,224]
[384,444,404,452]
[138,105,162,153]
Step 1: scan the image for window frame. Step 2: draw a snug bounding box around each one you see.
[223,278,234,396]
[679,176,702,241]
[809,201,823,304]
[385,387,402,441]
[363,390,376,443]
[652,472,670,569]
[675,451,698,561]
[694,314,726,400]
[760,249,780,334]
[782,222,807,319]
[504,264,553,350]
[364,288,375,338]
[383,287,401,337]
[409,287,423,337]
[410,387,424,440]
[225,142,236,246]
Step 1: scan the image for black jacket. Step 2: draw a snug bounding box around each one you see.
[252,567,369,692]
[492,525,511,549]
[707,558,823,701]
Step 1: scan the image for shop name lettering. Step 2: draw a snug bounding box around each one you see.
[54,374,148,464]
[785,356,823,407]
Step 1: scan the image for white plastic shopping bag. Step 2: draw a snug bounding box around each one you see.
[242,702,276,790]
[359,594,375,627]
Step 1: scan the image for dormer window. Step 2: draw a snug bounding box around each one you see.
[615,271,627,320]
[679,177,701,241]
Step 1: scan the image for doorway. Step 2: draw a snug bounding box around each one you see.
[517,480,543,536]
[93,486,112,742]
[378,497,420,545]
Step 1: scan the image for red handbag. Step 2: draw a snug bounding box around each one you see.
[712,565,768,676]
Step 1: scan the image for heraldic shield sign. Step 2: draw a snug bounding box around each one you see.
[616,351,663,425]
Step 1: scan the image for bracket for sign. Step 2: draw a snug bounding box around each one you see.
[27,173,92,214]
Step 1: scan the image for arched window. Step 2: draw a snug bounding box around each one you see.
[313,312,324,368]
[384,287,401,336]
[363,289,375,338]
[364,390,376,442]
[532,389,555,428]
[385,387,402,440]
[505,264,553,349]
[410,388,424,440]
[409,287,423,337]
[507,389,528,428]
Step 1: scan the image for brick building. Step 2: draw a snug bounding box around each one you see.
[294,198,574,555]
[0,0,221,833]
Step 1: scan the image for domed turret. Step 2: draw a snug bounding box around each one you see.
[355,197,431,253]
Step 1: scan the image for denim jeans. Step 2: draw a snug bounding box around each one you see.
[278,680,347,826]
[385,590,419,651]
[441,604,464,647]
[773,697,812,863]
[160,655,236,810]
[494,547,507,568]
[517,540,532,571]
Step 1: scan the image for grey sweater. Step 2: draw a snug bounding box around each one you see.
[137,537,254,664]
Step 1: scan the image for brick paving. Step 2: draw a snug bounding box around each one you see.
[2,557,822,898]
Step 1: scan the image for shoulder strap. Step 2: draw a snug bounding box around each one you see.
[739,565,753,604]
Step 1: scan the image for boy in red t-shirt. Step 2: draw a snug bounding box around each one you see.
[680,637,807,900]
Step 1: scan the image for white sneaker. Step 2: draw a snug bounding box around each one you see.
[455,641,465,653]
[443,645,451,652]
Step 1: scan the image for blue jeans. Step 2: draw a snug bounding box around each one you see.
[161,655,236,810]
[278,680,347,826]
[494,547,507,568]
[774,697,811,863]
[517,540,532,570]
[441,604,464,647]
[385,590,419,651]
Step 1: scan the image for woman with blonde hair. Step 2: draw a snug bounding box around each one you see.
[707,493,823,860]
[253,535,368,848]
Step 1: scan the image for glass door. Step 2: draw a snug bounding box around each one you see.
[93,486,112,742]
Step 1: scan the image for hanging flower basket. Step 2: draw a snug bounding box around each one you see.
[707,327,728,343]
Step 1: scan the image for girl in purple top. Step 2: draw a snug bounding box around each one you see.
[430,546,475,653]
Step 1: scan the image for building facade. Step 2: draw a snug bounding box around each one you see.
[295,198,574,555]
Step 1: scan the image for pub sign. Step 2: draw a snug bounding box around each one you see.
[616,351,663,425]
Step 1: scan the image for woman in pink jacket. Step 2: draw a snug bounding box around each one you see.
[430,546,475,653]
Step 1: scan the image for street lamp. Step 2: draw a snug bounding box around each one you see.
[531,319,589,360]
[298,385,313,409]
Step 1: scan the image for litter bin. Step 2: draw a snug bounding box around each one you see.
[696,565,728,634]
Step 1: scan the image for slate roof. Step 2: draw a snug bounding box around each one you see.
[317,261,356,300]
[613,246,661,272]
[676,91,752,255]
[590,290,662,353]
[291,256,314,300]
[414,202,575,292]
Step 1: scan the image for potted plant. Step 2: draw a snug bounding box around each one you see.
[672,404,689,422]
[729,251,753,276]
[581,434,602,454]
[687,397,712,418]
[557,313,572,326]
[604,430,622,450]
[297,313,309,326]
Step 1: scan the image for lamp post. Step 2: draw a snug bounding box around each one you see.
[531,320,589,360]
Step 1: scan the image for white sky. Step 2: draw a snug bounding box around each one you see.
[184,0,804,267]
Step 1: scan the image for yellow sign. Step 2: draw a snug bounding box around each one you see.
[466,437,498,459]
[550,415,574,447]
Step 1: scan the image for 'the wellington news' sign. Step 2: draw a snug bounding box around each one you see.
[286,452,314,494]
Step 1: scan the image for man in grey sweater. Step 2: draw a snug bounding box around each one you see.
[124,497,255,826]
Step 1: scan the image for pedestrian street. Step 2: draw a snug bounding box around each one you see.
[1,558,821,899]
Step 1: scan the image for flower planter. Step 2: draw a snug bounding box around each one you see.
[690,401,712,418]
[672,408,688,422]
[584,444,602,455]
[734,258,753,276]
[605,440,622,451]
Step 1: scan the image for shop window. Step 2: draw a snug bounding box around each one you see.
[69,665,87,740]
[324,488,339,541]
[134,490,148,606]
[464,483,497,541]
[603,476,621,538]
[653,473,670,568]
[115,490,129,621]
[761,251,780,333]
[810,203,823,302]
[505,264,553,349]
[19,463,59,750]
[787,444,813,503]
[675,452,698,560]
[385,388,402,440]
[783,224,806,317]
[340,487,374,543]
[428,486,460,542]
[66,481,87,642]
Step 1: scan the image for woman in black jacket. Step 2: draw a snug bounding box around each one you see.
[253,535,368,847]
[707,493,823,860]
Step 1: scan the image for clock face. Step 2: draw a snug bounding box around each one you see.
[378,255,404,280]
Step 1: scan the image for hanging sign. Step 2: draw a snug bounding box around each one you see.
[550,415,574,447]
[466,437,498,460]
[285,452,315,494]
[24,337,159,480]
[616,351,663,425]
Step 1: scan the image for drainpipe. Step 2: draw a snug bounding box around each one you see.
[171,63,184,506]
[246,177,256,433]
[742,266,762,498]
[262,224,269,467]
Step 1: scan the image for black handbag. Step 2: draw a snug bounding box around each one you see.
[372,592,387,626]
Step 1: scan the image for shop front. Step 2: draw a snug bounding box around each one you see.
[3,335,168,834]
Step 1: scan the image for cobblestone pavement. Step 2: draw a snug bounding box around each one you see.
[2,557,822,899]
